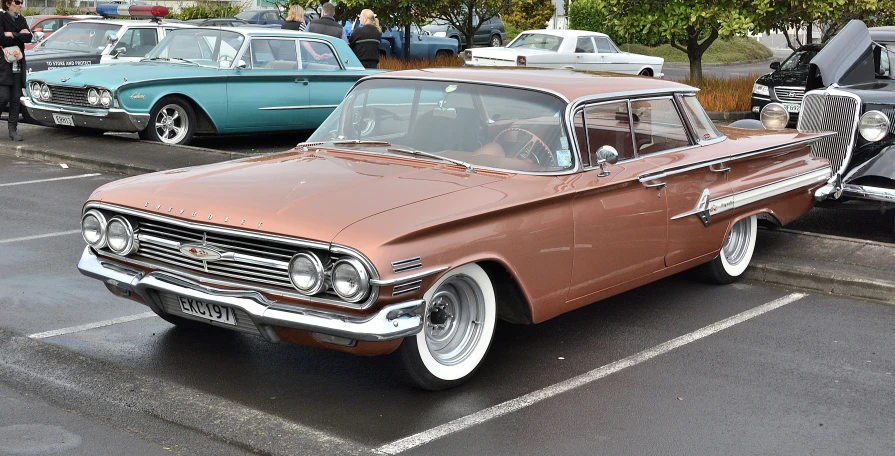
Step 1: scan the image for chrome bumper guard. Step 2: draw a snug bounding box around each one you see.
[22,97,150,132]
[841,183,895,203]
[77,247,425,343]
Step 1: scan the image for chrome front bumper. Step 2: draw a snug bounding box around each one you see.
[21,97,149,132]
[77,247,425,343]
[815,175,895,204]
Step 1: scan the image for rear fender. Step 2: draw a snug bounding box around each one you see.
[844,145,895,183]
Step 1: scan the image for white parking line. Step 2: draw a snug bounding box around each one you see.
[0,173,102,187]
[0,230,82,244]
[28,312,157,339]
[376,292,807,455]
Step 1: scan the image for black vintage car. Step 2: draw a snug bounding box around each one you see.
[751,44,823,121]
[797,20,895,236]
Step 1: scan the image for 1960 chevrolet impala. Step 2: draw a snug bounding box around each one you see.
[78,69,832,390]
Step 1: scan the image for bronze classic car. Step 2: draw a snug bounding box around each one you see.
[78,69,832,390]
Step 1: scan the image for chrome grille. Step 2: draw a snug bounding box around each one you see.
[134,218,302,293]
[774,86,805,103]
[47,85,91,108]
[155,291,261,335]
[797,92,860,176]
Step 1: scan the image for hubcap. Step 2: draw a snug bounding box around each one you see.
[154,104,189,144]
[425,274,485,366]
[723,218,752,266]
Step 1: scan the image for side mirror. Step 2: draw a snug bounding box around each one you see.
[236,59,247,69]
[424,30,431,36]
[113,47,127,57]
[33,31,45,42]
[106,34,119,45]
[770,61,780,70]
[594,145,618,177]
[417,34,423,41]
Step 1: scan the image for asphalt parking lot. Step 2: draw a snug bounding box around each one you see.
[1,154,894,455]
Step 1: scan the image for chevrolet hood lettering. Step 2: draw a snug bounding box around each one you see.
[179,244,223,261]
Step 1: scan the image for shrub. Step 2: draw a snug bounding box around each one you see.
[378,54,465,71]
[503,0,555,32]
[679,73,761,112]
[172,1,243,21]
[505,22,520,42]
[21,7,42,16]
[621,37,772,64]
[53,0,80,16]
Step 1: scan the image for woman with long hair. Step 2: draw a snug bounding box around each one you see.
[282,5,306,31]
[348,9,381,69]
[0,0,31,141]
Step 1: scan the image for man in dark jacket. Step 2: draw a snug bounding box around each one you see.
[307,2,345,41]
[349,9,381,69]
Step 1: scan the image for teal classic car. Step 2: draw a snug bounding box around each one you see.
[23,28,378,145]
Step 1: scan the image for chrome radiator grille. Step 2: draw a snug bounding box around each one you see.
[47,85,91,108]
[797,92,859,176]
[774,87,805,103]
[134,218,302,293]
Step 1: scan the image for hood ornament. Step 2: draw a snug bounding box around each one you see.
[179,243,223,261]
[61,77,69,82]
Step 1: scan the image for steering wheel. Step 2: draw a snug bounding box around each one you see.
[493,127,555,166]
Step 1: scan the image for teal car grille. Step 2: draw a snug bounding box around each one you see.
[47,85,91,108]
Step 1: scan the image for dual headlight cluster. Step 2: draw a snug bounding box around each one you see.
[288,252,370,302]
[81,210,137,255]
[30,82,112,108]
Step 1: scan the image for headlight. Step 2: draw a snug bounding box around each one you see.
[100,90,112,108]
[288,252,325,295]
[87,88,99,106]
[40,84,51,101]
[29,82,41,99]
[331,258,370,302]
[81,209,107,248]
[760,103,789,130]
[433,31,446,37]
[752,83,769,97]
[106,216,136,255]
[859,110,890,142]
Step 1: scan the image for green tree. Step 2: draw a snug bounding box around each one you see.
[750,0,895,49]
[430,0,512,49]
[568,0,754,84]
[340,0,444,58]
[504,0,555,32]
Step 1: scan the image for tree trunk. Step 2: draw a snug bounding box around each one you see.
[403,25,411,59]
[806,22,813,44]
[670,25,719,86]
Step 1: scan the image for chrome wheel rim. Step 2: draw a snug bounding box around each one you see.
[425,274,485,366]
[723,218,752,266]
[490,36,500,47]
[154,104,189,144]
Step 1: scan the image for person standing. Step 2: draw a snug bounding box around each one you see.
[306,2,345,42]
[0,0,30,141]
[282,5,306,31]
[349,9,382,69]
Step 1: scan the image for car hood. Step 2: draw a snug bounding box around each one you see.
[27,61,219,87]
[756,68,810,87]
[808,20,875,90]
[89,149,505,244]
[24,48,104,72]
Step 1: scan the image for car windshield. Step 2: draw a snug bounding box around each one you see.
[234,11,255,21]
[508,33,563,52]
[145,28,244,68]
[38,22,122,53]
[779,49,819,71]
[307,78,574,173]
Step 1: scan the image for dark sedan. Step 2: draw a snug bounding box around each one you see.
[751,44,823,121]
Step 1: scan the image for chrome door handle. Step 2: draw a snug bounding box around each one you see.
[711,166,731,173]
[644,181,666,189]
[295,78,309,85]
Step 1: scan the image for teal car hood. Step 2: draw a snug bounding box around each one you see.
[27,61,220,88]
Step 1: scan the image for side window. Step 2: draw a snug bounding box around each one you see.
[301,41,340,70]
[251,39,297,69]
[117,28,158,57]
[680,95,721,141]
[263,12,280,22]
[594,37,617,54]
[630,98,691,155]
[579,101,635,165]
[575,37,595,53]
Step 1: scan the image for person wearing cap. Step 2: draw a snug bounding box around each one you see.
[349,9,381,69]
[0,0,30,141]
[307,2,346,42]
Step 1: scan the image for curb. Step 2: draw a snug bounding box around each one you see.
[744,261,895,305]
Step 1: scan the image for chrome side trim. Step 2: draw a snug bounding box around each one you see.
[841,184,895,202]
[258,104,339,111]
[391,257,421,267]
[78,247,423,342]
[638,134,834,183]
[371,266,449,287]
[671,168,831,220]
[393,280,422,296]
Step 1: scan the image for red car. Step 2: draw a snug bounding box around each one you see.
[24,15,91,49]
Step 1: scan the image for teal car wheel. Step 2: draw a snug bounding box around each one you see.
[145,96,196,146]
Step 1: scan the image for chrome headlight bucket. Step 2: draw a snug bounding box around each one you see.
[760,103,789,130]
[858,110,890,142]
[87,88,99,106]
[288,252,325,295]
[29,82,42,100]
[100,90,112,108]
[331,258,370,303]
[752,83,769,97]
[81,209,107,248]
[105,216,136,255]
[40,84,51,101]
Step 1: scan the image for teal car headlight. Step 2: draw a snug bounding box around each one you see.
[87,88,99,106]
[40,84,51,101]
[29,82,42,100]
[100,90,112,108]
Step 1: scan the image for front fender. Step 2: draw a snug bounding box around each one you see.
[845,144,895,183]
[116,79,224,127]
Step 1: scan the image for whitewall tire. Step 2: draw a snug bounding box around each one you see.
[701,215,758,284]
[398,263,496,391]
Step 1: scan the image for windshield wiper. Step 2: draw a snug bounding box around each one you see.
[141,57,169,61]
[387,147,475,173]
[332,140,392,147]
[169,57,200,66]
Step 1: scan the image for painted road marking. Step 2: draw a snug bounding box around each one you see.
[0,173,102,187]
[28,312,156,339]
[376,292,808,454]
[0,230,82,244]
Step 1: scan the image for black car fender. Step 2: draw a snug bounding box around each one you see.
[844,143,895,183]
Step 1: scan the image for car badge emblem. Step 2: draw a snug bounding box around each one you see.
[179,244,223,261]
[61,77,69,82]
[788,91,796,98]
[696,188,712,228]
[130,93,145,99]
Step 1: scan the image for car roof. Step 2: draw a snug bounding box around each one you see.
[516,29,610,39]
[75,19,192,27]
[368,68,694,102]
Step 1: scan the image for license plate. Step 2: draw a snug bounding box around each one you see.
[783,103,801,113]
[178,297,237,326]
[52,113,74,126]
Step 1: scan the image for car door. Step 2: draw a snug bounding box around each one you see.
[594,36,633,74]
[225,37,308,131]
[571,36,601,70]
[631,96,734,267]
[568,100,668,300]
[299,39,358,126]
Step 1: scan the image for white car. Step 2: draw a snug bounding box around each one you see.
[463,29,664,77]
